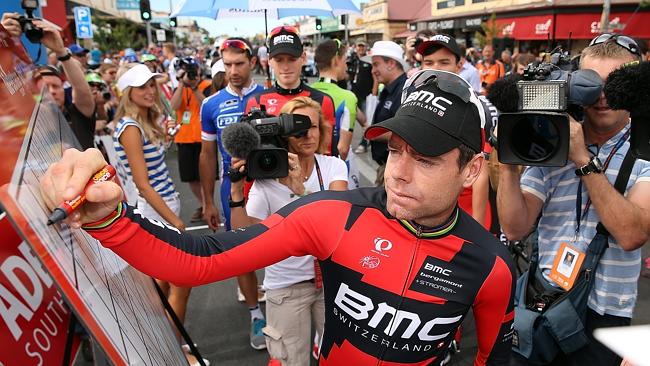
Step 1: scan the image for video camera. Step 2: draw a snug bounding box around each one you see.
[18,0,43,44]
[495,46,603,166]
[174,56,200,81]
[230,106,311,180]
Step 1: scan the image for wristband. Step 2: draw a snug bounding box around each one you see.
[229,197,245,208]
[57,49,72,62]
[82,202,125,230]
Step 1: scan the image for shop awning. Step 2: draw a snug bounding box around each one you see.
[393,30,416,39]
[495,14,554,40]
[555,11,650,39]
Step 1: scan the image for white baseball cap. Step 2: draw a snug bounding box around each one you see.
[211,59,225,77]
[117,64,161,92]
[361,41,409,71]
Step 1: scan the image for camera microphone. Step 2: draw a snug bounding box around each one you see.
[604,61,650,160]
[604,61,650,115]
[486,74,522,113]
[222,122,261,160]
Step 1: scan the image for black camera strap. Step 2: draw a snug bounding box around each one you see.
[314,156,325,191]
[574,128,630,238]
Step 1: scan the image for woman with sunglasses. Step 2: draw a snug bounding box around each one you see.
[230,97,348,366]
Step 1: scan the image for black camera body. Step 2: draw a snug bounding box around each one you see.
[175,57,199,81]
[497,48,602,166]
[18,0,43,44]
[240,106,311,179]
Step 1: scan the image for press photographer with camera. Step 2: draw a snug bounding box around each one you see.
[497,35,650,365]
[170,56,212,224]
[2,11,96,150]
[229,97,347,365]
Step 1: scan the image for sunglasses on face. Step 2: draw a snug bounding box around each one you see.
[221,39,251,55]
[589,33,641,56]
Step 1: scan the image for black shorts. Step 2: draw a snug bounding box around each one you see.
[177,143,202,182]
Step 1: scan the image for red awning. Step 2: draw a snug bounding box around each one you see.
[495,15,554,40]
[555,12,650,39]
[393,30,416,39]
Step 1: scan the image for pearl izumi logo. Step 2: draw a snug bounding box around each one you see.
[273,34,294,45]
[403,90,453,117]
[374,238,392,252]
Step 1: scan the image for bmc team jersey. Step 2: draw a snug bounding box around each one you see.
[200,82,264,229]
[87,187,515,365]
[244,83,338,156]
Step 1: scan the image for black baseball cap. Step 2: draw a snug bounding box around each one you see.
[366,70,485,156]
[268,26,303,58]
[416,34,461,60]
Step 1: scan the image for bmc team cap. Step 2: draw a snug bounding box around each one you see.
[366,69,486,156]
[416,33,462,60]
[268,26,303,58]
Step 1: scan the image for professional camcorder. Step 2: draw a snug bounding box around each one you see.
[225,106,311,180]
[18,0,43,44]
[174,56,200,81]
[493,47,602,166]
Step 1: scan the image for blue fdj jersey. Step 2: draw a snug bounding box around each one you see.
[201,83,264,170]
[200,82,264,230]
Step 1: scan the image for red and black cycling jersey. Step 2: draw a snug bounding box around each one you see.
[245,83,339,156]
[88,187,515,365]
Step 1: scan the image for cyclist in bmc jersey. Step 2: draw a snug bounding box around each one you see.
[42,70,515,365]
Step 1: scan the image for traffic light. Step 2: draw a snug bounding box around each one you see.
[169,17,177,28]
[341,15,347,25]
[315,18,322,31]
[139,0,151,21]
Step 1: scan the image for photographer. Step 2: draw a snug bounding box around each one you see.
[230,97,348,365]
[2,12,95,150]
[498,35,650,365]
[170,56,212,223]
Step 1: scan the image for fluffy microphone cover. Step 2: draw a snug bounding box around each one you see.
[604,61,650,116]
[221,122,261,159]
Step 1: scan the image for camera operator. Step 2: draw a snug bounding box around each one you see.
[170,56,212,224]
[2,12,96,150]
[498,35,650,365]
[230,97,348,365]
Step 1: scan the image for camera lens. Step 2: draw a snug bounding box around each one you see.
[511,115,560,162]
[257,152,278,173]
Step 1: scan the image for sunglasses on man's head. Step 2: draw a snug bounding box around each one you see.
[269,25,300,39]
[589,33,641,56]
[221,39,251,55]
[333,39,345,56]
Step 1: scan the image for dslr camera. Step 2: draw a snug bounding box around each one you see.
[235,106,311,180]
[18,0,43,44]
[174,56,200,81]
[497,47,602,166]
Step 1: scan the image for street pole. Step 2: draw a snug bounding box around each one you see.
[344,16,349,44]
[600,0,611,33]
[146,20,152,47]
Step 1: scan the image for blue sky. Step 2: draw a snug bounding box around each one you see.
[151,0,363,37]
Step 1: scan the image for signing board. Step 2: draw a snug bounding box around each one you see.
[0,25,187,366]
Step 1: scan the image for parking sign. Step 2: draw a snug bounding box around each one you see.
[74,7,93,39]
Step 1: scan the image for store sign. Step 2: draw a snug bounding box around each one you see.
[496,15,554,40]
[428,19,454,30]
[364,3,387,22]
[463,17,482,28]
[536,19,552,35]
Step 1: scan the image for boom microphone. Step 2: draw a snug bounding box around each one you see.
[222,122,261,159]
[604,61,650,116]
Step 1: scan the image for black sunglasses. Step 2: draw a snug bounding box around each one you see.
[589,33,641,56]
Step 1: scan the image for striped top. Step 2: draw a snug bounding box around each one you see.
[113,118,176,199]
[521,124,650,318]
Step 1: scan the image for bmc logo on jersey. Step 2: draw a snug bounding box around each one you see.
[424,263,452,276]
[403,90,453,111]
[217,113,240,129]
[334,283,462,341]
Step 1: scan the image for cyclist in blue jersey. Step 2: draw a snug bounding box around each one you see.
[198,37,267,351]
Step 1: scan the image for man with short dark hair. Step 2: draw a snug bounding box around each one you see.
[361,41,408,185]
[199,37,266,350]
[42,69,516,366]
